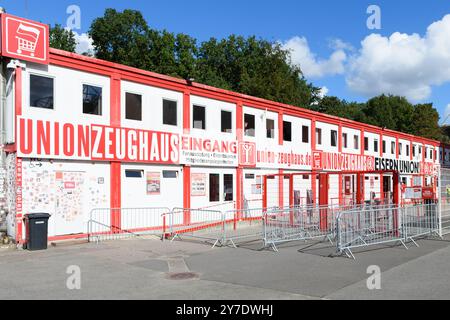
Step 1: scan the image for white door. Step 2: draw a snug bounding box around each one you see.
[54,171,86,235]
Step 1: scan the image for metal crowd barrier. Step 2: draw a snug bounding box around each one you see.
[262,204,348,252]
[88,207,171,242]
[336,203,439,259]
[222,208,264,247]
[166,208,225,247]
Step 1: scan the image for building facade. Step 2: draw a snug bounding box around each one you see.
[0,13,442,244]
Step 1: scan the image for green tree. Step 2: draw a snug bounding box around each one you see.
[412,103,442,140]
[89,9,151,69]
[49,24,76,52]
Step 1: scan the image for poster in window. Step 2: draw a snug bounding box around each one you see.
[252,175,262,194]
[146,172,160,195]
[191,173,206,196]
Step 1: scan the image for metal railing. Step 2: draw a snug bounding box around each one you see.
[222,208,264,247]
[88,207,171,242]
[165,208,225,247]
[262,204,359,252]
[336,203,439,259]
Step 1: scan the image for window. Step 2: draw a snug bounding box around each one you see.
[244,113,255,136]
[413,145,416,157]
[302,126,309,143]
[30,74,54,109]
[354,135,359,149]
[430,149,433,160]
[383,140,386,153]
[266,119,275,138]
[209,174,220,202]
[83,84,102,115]
[406,145,410,157]
[245,174,255,179]
[342,133,348,148]
[391,141,395,154]
[331,130,337,147]
[193,105,206,129]
[374,139,379,153]
[221,110,232,133]
[224,174,234,201]
[316,128,322,145]
[162,170,178,178]
[419,146,422,154]
[283,121,292,142]
[125,170,143,178]
[364,137,369,151]
[399,143,402,156]
[163,99,177,126]
[125,92,142,121]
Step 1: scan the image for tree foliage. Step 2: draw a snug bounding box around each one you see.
[88,8,446,142]
[49,24,76,52]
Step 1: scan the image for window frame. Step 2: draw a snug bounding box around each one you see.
[82,83,103,116]
[192,104,206,130]
[244,113,256,137]
[29,73,55,110]
[125,91,143,121]
[220,109,233,134]
[266,118,275,139]
[162,98,178,126]
[283,120,292,142]
[302,125,309,143]
[331,130,338,147]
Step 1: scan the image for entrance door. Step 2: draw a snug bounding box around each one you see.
[54,171,86,235]
[383,176,392,203]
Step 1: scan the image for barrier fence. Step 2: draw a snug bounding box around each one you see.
[336,203,439,259]
[440,167,450,236]
[88,207,171,242]
[86,202,442,259]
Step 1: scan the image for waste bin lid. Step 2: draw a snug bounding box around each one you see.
[25,213,51,220]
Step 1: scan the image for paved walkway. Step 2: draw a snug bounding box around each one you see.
[0,235,449,299]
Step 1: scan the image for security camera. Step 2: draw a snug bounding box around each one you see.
[6,60,26,70]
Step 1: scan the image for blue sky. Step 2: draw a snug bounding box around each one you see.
[2,0,450,121]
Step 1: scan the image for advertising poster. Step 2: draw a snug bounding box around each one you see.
[146,172,161,195]
[191,173,206,196]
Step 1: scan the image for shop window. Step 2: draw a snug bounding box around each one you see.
[209,174,220,202]
[283,121,292,142]
[30,74,54,109]
[83,84,102,115]
[163,99,177,126]
[244,114,255,137]
[125,92,142,121]
[302,126,309,143]
[331,130,337,147]
[364,137,369,151]
[266,119,275,139]
[342,133,347,148]
[162,170,178,178]
[221,110,232,133]
[316,128,322,145]
[224,174,234,201]
[374,139,379,153]
[125,170,143,178]
[193,105,206,129]
[354,135,359,150]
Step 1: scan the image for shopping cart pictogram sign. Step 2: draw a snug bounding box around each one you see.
[1,13,49,64]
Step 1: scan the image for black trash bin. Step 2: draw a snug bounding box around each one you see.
[24,213,51,251]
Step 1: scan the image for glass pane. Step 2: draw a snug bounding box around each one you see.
[126,92,142,121]
[244,114,255,136]
[221,110,232,133]
[209,174,220,202]
[283,121,291,141]
[83,84,102,115]
[224,174,233,201]
[163,100,177,126]
[302,126,309,143]
[193,105,205,129]
[30,75,54,109]
[266,119,275,138]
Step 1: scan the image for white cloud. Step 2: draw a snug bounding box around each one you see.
[281,36,347,79]
[73,31,94,55]
[318,86,329,98]
[346,14,450,102]
[444,104,450,124]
